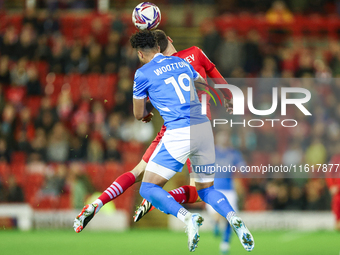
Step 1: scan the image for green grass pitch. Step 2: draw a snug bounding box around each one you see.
[0,229,339,255]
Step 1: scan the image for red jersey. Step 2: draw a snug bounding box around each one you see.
[172,46,215,119]
[326,154,340,191]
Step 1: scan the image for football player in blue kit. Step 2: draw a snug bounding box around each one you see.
[130,30,254,252]
[207,130,247,254]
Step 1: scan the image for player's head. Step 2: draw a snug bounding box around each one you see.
[153,29,177,56]
[130,30,160,64]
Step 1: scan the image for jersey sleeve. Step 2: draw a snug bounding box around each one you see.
[133,69,148,99]
[196,47,215,73]
[187,62,199,81]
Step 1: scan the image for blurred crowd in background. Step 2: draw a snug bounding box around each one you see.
[0,1,339,212]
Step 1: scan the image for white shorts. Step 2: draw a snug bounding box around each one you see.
[206,189,238,214]
[146,121,215,182]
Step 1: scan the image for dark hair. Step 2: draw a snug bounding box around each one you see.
[153,29,168,53]
[130,30,158,50]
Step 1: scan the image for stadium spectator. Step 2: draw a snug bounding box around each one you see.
[243,30,263,74]
[69,162,94,209]
[265,1,294,25]
[6,175,24,202]
[46,122,69,162]
[0,26,18,60]
[1,104,16,149]
[103,43,120,73]
[0,137,11,163]
[216,29,243,77]
[87,137,104,163]
[10,58,29,86]
[23,8,39,31]
[0,56,11,86]
[91,18,108,46]
[26,66,42,95]
[41,164,67,196]
[65,45,88,74]
[286,185,305,210]
[16,24,37,60]
[49,35,68,73]
[56,92,73,122]
[87,43,103,73]
[34,35,52,61]
[35,97,59,135]
[105,137,121,162]
[29,128,47,162]
[201,19,221,65]
[69,135,87,161]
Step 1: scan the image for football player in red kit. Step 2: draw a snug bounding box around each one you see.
[73,29,232,232]
[326,151,340,231]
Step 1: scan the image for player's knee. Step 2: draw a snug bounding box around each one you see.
[197,186,215,202]
[139,182,155,200]
[139,182,149,198]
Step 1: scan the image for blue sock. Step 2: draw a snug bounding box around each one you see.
[197,186,235,219]
[140,182,186,218]
[223,223,232,243]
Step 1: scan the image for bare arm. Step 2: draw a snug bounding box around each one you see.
[133,97,150,120]
[194,74,233,114]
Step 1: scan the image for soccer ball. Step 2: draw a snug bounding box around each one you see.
[132,2,161,30]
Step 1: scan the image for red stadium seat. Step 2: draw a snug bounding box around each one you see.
[244,193,267,211]
[236,13,255,36]
[11,152,27,163]
[23,173,45,204]
[58,193,71,209]
[253,14,269,38]
[0,162,9,180]
[86,163,105,190]
[326,15,340,39]
[9,15,22,32]
[101,162,123,190]
[86,74,101,100]
[26,173,45,188]
[34,196,57,210]
[304,14,327,37]
[36,61,49,86]
[60,15,76,40]
[100,74,117,109]
[68,73,81,103]
[214,14,237,33]
[76,15,92,39]
[10,162,26,185]
[26,96,42,118]
[46,74,65,105]
[4,87,27,105]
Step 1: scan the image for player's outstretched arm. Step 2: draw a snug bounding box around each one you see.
[207,67,233,114]
[133,97,152,120]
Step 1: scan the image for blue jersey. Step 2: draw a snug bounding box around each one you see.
[214,147,246,190]
[133,53,209,130]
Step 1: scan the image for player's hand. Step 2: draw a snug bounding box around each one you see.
[224,98,233,114]
[142,112,154,123]
[330,186,339,196]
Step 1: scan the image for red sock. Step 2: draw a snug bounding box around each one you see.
[170,185,198,204]
[148,185,198,212]
[98,172,136,205]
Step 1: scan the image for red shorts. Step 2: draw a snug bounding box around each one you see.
[142,125,192,173]
[332,194,340,221]
[142,125,167,163]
